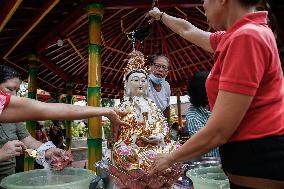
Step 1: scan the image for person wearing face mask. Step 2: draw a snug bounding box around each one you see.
[148,0,284,188]
[148,54,171,120]
[0,65,130,183]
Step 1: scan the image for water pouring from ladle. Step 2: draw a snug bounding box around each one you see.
[128,0,158,41]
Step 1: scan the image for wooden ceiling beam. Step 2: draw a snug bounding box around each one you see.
[109,44,132,83]
[36,4,87,53]
[0,0,23,32]
[105,12,145,46]
[2,0,60,59]
[106,25,135,81]
[169,37,195,72]
[38,55,70,81]
[192,45,213,68]
[102,33,130,77]
[104,1,203,9]
[167,38,191,80]
[158,24,178,81]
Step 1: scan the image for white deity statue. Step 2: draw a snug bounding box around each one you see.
[108,50,183,189]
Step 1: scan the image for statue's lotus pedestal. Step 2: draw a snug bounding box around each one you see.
[108,163,184,189]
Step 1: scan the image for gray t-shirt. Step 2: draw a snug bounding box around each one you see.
[0,123,29,180]
[148,80,171,112]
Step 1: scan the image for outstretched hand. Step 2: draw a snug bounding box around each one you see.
[149,153,175,176]
[106,107,130,127]
[106,107,130,141]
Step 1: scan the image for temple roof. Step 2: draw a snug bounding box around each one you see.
[0,0,283,98]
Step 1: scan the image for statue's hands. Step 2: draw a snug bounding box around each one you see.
[140,135,163,145]
[148,7,163,20]
[148,134,163,145]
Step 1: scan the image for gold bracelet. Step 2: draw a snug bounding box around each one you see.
[160,12,165,21]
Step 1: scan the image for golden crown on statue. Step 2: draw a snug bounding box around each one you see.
[124,50,148,75]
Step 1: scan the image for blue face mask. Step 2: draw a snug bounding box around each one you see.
[149,73,165,84]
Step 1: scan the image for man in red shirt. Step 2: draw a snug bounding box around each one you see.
[148,0,284,188]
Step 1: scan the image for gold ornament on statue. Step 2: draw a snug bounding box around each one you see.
[108,49,183,189]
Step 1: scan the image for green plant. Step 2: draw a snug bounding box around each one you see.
[101,98,115,107]
[102,120,112,140]
[71,121,87,137]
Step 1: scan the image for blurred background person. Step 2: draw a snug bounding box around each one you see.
[185,71,219,157]
[35,122,48,143]
[170,122,180,141]
[48,121,64,149]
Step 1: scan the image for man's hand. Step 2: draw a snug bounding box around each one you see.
[0,140,26,161]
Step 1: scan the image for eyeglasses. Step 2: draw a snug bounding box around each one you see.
[152,63,169,71]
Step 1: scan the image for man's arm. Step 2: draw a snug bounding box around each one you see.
[149,7,213,53]
[21,135,42,149]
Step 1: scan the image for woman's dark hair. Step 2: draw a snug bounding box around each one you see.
[35,121,43,130]
[147,54,169,66]
[238,0,261,6]
[187,71,209,107]
[171,122,179,130]
[52,120,62,127]
[0,65,21,84]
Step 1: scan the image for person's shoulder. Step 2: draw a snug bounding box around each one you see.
[233,23,272,42]
[1,122,24,128]
[1,122,16,126]
[185,105,198,116]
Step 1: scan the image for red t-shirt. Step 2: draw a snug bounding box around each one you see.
[207,11,284,142]
[0,92,11,115]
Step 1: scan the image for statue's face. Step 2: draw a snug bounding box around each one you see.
[127,72,148,97]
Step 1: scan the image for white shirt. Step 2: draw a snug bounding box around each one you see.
[148,80,171,112]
